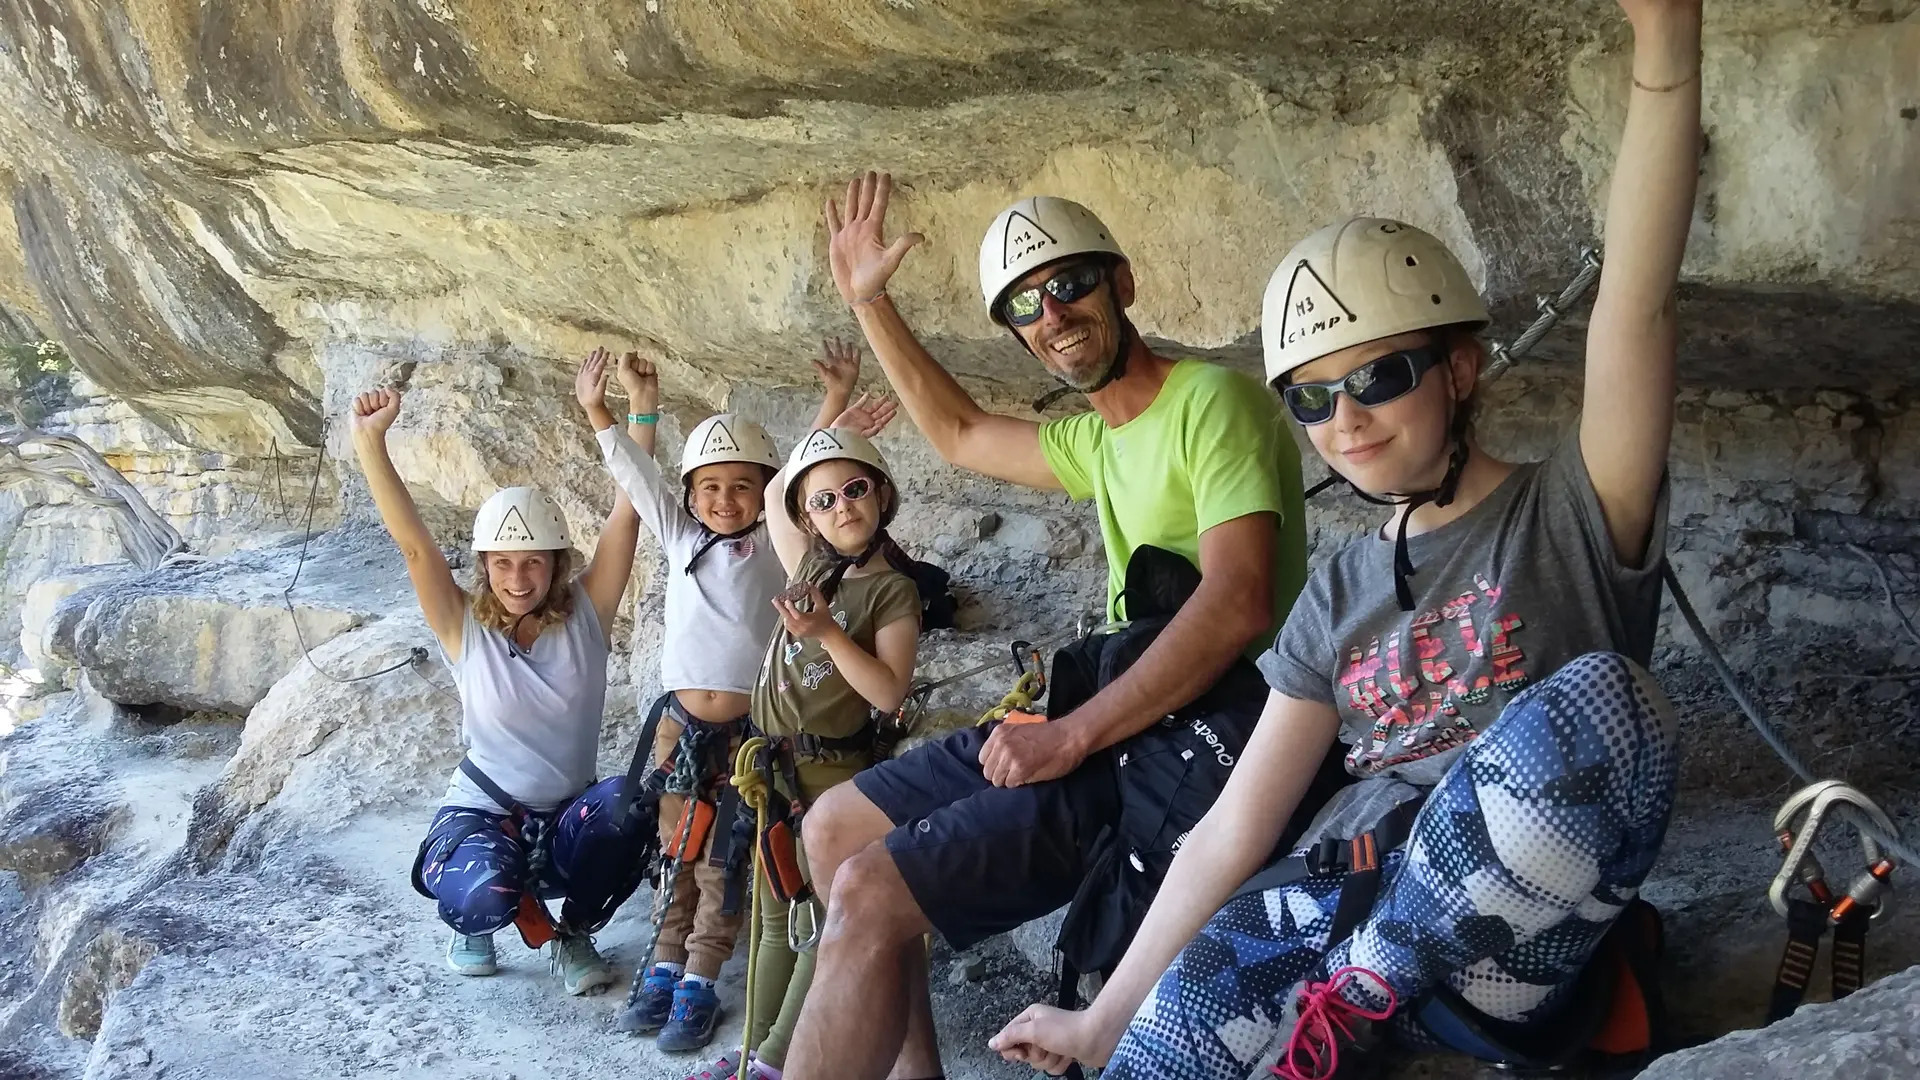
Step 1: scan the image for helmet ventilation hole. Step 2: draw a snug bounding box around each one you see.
[1405,256,1418,266]
[1431,294,1442,304]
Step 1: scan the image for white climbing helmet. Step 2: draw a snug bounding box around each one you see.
[781,427,894,526]
[1262,217,1489,387]
[978,196,1126,323]
[680,413,780,481]
[472,486,569,552]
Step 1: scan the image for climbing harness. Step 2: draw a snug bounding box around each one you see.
[618,697,747,1030]
[407,757,569,949]
[1764,780,1901,1022]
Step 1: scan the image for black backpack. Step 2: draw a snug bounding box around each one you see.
[903,557,959,632]
[1050,546,1350,980]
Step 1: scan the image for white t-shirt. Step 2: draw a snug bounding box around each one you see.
[597,426,785,698]
[442,582,609,814]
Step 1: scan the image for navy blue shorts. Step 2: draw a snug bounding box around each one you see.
[853,724,1120,950]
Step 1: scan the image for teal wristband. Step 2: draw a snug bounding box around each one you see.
[628,412,659,425]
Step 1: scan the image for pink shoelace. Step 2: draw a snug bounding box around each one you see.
[1270,967,1398,1080]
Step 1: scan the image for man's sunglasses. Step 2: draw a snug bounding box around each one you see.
[804,475,874,514]
[1280,345,1447,426]
[1000,262,1105,327]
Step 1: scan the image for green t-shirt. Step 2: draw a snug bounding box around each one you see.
[1039,358,1307,650]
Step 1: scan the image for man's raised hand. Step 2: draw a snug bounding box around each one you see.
[824,171,923,307]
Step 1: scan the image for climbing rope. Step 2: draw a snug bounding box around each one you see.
[732,736,773,1073]
[978,669,1045,725]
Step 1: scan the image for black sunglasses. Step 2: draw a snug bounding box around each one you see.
[1000,263,1105,327]
[1280,345,1447,426]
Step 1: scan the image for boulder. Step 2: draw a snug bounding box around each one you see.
[1640,965,1920,1079]
[216,610,463,836]
[46,526,415,713]
[19,563,136,679]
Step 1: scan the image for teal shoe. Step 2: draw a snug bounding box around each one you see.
[445,931,497,976]
[549,932,616,996]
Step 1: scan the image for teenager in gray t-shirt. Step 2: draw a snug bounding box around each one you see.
[994,6,1700,1076]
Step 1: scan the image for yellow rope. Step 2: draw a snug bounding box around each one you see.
[732,736,771,1072]
[976,669,1042,725]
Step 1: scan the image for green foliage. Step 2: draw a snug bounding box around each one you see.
[0,340,74,426]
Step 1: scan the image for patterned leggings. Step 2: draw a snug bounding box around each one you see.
[1107,652,1679,1079]
[419,777,650,935]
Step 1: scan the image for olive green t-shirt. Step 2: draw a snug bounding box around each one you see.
[750,547,922,741]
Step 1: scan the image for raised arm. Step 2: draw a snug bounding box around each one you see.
[588,349,686,546]
[809,337,860,432]
[1579,0,1702,566]
[990,692,1343,1070]
[978,512,1277,789]
[574,351,642,639]
[349,389,467,659]
[825,171,1060,490]
[764,465,811,576]
[614,349,661,458]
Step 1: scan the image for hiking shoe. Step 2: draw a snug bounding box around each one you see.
[445,931,497,976]
[1272,967,1395,1080]
[624,964,679,1034]
[656,979,722,1052]
[548,932,616,996]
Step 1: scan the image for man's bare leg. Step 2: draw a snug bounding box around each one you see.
[803,782,894,901]
[885,943,940,1079]
[787,787,937,1080]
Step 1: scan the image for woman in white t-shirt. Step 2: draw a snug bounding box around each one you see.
[357,356,646,998]
[992,2,1701,1078]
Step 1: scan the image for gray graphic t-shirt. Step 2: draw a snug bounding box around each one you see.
[1258,435,1669,843]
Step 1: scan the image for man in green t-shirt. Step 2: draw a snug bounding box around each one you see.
[782,173,1309,1080]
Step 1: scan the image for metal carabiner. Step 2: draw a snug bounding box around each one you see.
[788,895,823,953]
[1769,780,1900,920]
[1010,640,1048,701]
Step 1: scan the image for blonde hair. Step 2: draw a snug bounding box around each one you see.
[469,548,578,635]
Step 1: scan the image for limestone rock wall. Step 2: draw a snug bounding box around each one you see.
[0,2,1912,453]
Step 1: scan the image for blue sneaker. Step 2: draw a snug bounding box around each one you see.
[624,965,679,1034]
[656,978,722,1052]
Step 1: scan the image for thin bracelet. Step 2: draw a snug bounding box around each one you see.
[851,289,888,307]
[628,412,660,425]
[1633,69,1699,93]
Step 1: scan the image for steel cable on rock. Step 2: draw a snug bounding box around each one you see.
[282,424,430,686]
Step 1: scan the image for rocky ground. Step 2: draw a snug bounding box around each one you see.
[4,563,1920,1080]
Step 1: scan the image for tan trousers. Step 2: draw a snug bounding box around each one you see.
[649,716,745,981]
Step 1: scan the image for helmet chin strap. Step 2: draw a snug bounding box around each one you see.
[1030,299,1134,412]
[682,490,762,574]
[1313,401,1472,613]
